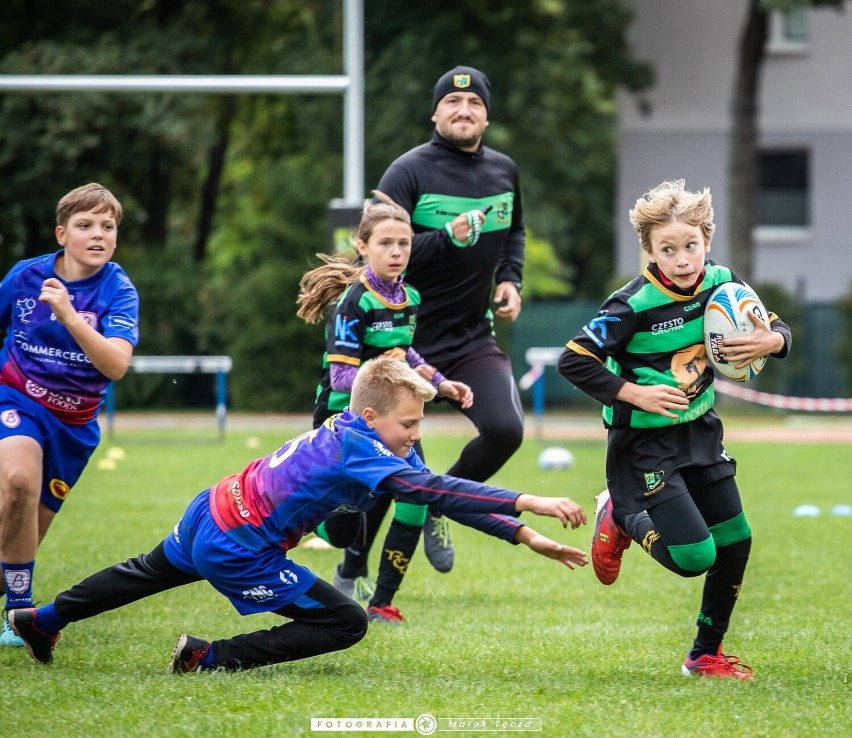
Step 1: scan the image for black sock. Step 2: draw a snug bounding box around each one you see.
[369,520,420,608]
[339,545,369,580]
[691,537,751,658]
[338,495,393,578]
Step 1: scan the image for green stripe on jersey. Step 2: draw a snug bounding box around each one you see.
[412,193,514,232]
[327,389,351,413]
[627,320,705,354]
[604,386,715,428]
[626,280,688,312]
[355,289,418,349]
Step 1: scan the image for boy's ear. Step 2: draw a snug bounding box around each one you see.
[55,225,66,246]
[361,407,377,428]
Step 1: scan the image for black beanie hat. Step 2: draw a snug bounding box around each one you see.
[431,65,491,113]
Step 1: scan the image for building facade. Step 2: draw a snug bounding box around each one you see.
[617,0,852,302]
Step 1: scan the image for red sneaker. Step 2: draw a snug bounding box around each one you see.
[366,605,405,624]
[682,645,754,680]
[590,489,632,585]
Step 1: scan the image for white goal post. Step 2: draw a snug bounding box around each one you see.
[0,0,365,204]
[3,2,364,435]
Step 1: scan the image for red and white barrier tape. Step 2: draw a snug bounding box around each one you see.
[715,380,852,412]
[521,363,852,412]
[518,365,544,391]
[521,352,852,412]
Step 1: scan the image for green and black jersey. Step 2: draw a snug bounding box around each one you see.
[376,131,525,365]
[312,274,420,425]
[559,261,792,429]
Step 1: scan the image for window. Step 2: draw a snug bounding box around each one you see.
[767,7,809,54]
[758,150,809,228]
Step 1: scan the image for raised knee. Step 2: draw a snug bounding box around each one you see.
[668,536,716,576]
[710,512,752,547]
[504,425,524,453]
[482,420,524,454]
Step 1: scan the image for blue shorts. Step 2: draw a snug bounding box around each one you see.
[0,385,100,513]
[162,489,318,615]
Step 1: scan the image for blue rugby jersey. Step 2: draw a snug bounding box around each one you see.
[0,250,139,423]
[209,410,523,553]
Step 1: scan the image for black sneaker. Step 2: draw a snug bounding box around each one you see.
[8,608,60,665]
[169,634,212,673]
[333,564,375,601]
[423,512,454,573]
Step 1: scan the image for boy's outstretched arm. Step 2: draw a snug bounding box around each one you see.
[378,471,589,549]
[515,494,587,529]
[514,525,589,569]
[381,471,588,529]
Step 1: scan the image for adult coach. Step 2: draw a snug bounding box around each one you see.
[376,65,526,569]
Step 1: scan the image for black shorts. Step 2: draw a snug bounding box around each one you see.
[605,409,736,517]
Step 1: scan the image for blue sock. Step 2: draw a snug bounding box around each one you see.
[199,643,216,669]
[35,603,68,635]
[1,560,35,609]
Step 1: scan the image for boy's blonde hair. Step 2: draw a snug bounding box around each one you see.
[350,357,436,415]
[296,191,411,324]
[56,183,123,227]
[629,179,714,252]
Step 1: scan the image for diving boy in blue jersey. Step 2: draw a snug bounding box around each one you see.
[0,183,139,647]
[10,357,588,672]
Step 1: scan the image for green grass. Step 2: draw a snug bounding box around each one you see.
[2,418,850,737]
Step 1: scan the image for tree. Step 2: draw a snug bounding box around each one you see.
[727,0,844,283]
[0,0,652,410]
[363,0,652,298]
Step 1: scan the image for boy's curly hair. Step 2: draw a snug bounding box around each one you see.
[629,179,715,252]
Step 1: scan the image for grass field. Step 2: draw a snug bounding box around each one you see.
[1,414,850,737]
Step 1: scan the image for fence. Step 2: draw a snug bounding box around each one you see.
[509,300,848,407]
[105,355,232,438]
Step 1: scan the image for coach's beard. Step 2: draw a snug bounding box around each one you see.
[444,130,481,151]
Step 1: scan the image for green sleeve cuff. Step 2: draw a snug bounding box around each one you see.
[444,222,469,248]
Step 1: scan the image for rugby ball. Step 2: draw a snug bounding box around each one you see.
[538,446,575,471]
[703,283,769,382]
